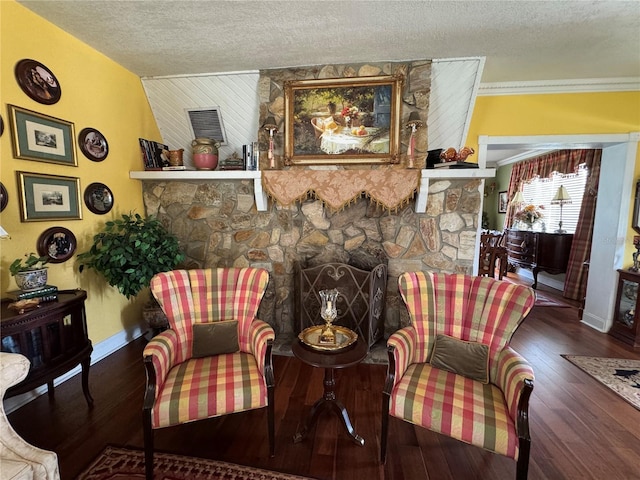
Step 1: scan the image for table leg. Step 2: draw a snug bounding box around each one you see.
[81,355,94,407]
[293,367,364,446]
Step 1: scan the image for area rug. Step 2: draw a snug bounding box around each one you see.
[562,355,640,410]
[76,446,314,480]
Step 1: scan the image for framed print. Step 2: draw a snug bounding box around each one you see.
[84,182,114,215]
[0,182,7,212]
[37,226,77,263]
[78,127,109,161]
[14,59,62,105]
[16,171,82,222]
[8,105,77,166]
[498,191,508,214]
[284,75,403,165]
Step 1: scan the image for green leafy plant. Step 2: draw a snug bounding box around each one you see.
[77,213,184,299]
[9,252,49,276]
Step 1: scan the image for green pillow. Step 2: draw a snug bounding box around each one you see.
[192,320,239,358]
[429,334,490,384]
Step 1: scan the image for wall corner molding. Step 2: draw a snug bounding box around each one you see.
[478,77,640,96]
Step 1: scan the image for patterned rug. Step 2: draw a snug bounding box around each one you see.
[76,446,314,480]
[562,355,640,410]
[534,290,570,308]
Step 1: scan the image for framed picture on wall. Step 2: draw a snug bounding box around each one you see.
[8,105,77,166]
[283,75,403,166]
[498,191,508,213]
[16,171,82,222]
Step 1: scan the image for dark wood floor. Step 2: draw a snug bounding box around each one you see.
[7,276,640,480]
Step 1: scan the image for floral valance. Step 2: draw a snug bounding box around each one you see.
[262,169,420,212]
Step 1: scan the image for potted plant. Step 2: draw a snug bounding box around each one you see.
[77,213,184,299]
[10,253,49,291]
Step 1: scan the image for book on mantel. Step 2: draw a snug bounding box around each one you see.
[6,284,58,301]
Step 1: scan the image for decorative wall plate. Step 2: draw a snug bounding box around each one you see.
[0,182,7,212]
[15,59,62,105]
[78,127,109,161]
[84,182,114,214]
[37,226,77,263]
[0,114,4,137]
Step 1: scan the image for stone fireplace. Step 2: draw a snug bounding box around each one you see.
[139,60,483,338]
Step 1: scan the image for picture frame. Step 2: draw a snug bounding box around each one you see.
[16,171,82,222]
[37,226,77,263]
[498,191,508,214]
[78,127,109,161]
[283,75,403,165]
[84,182,114,215]
[8,105,77,166]
[14,59,62,105]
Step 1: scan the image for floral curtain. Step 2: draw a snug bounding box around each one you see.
[503,149,602,300]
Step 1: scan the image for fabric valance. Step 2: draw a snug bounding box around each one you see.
[262,169,420,212]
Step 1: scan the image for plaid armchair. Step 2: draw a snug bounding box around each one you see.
[143,268,274,480]
[381,272,535,480]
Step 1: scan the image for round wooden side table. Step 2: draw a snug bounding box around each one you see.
[292,337,368,446]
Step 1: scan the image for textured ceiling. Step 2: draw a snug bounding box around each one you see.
[16,0,640,82]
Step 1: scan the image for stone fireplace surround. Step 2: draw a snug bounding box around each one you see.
[140,60,483,344]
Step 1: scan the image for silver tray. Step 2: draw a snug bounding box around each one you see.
[298,325,358,352]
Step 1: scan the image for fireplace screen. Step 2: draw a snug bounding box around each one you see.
[295,262,387,348]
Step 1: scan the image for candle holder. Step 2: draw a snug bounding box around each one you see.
[319,289,339,345]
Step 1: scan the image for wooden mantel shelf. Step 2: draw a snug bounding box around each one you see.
[129,170,268,211]
[129,167,495,214]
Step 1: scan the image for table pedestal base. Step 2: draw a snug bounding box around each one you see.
[293,367,364,446]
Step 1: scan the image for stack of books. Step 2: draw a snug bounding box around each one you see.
[7,284,58,303]
[139,138,169,170]
[242,142,260,171]
[219,152,245,170]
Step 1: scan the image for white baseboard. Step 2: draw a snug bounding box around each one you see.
[4,325,144,414]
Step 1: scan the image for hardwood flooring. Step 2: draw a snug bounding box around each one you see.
[6,277,640,480]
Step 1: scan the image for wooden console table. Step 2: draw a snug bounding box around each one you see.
[505,229,573,289]
[1,290,94,406]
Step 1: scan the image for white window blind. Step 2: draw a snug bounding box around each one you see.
[521,165,588,234]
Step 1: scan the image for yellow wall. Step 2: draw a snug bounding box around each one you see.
[467,91,640,266]
[0,1,162,342]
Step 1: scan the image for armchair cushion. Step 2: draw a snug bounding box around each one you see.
[152,352,267,429]
[429,334,490,384]
[192,320,239,357]
[390,363,519,459]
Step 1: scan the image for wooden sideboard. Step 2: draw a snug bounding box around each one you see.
[608,269,640,348]
[0,290,93,405]
[505,229,573,289]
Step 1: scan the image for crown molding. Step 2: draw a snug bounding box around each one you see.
[478,77,640,96]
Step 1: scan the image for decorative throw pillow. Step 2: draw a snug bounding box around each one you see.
[429,334,490,384]
[192,320,239,358]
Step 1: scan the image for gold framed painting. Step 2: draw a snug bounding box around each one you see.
[17,171,82,222]
[284,75,403,166]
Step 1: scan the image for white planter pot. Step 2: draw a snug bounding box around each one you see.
[14,268,48,291]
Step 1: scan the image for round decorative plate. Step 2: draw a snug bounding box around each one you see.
[84,182,114,214]
[0,182,7,213]
[78,127,109,161]
[15,59,62,105]
[37,226,77,263]
[298,325,358,352]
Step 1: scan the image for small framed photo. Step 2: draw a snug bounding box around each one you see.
[8,105,77,166]
[37,226,77,263]
[84,182,114,215]
[78,127,109,161]
[16,171,82,222]
[498,191,508,214]
[14,59,62,105]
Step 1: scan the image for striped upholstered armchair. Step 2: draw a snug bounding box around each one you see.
[381,272,536,480]
[142,268,274,480]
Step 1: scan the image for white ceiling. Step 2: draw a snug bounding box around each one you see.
[16,0,640,83]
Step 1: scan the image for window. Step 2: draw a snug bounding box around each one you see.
[521,165,588,234]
